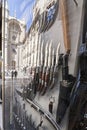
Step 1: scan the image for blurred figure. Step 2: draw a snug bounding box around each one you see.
[14,70,17,78]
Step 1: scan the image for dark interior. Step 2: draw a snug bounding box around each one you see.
[82,0,87,43]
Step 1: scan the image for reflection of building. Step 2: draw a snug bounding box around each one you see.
[2,0,26,71]
[2,0,87,76]
[2,0,87,78]
[18,0,64,74]
[8,17,26,70]
[18,0,87,77]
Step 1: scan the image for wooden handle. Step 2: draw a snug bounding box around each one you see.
[60,0,70,54]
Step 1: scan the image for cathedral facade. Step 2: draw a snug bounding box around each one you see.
[2,0,26,72]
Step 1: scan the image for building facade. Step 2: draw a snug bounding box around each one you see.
[2,0,26,72]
